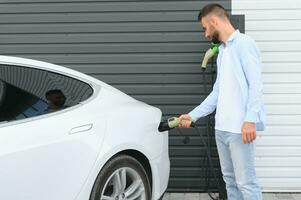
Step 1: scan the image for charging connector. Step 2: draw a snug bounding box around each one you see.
[158,117,195,132]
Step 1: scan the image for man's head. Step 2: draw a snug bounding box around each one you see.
[198,4,231,43]
[45,89,66,109]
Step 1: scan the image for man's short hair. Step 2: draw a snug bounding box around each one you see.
[198,3,230,21]
[45,89,63,98]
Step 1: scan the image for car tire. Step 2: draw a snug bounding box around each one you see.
[90,154,152,200]
[158,193,165,200]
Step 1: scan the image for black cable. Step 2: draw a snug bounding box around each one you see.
[195,125,221,200]
[176,127,220,200]
[202,62,217,200]
[198,56,225,200]
[175,123,221,200]
[168,56,225,199]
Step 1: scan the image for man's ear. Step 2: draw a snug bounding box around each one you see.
[209,16,218,27]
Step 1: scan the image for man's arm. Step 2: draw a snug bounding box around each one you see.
[179,72,220,128]
[240,37,264,143]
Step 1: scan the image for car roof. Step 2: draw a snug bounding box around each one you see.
[0,55,101,84]
[0,55,134,100]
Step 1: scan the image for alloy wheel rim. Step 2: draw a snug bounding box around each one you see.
[101,167,146,200]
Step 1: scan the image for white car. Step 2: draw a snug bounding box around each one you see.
[0,56,170,200]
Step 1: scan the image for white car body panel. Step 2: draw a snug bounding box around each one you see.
[0,55,170,200]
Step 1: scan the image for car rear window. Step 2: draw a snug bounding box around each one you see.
[0,64,93,122]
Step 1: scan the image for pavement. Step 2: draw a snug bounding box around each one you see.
[162,193,301,200]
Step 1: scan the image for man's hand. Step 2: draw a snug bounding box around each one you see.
[241,122,256,144]
[178,114,193,128]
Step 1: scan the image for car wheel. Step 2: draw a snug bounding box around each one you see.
[158,193,165,200]
[90,155,152,200]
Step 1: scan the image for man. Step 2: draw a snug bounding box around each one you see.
[178,4,266,200]
[45,89,67,113]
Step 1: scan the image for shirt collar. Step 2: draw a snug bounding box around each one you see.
[227,29,240,44]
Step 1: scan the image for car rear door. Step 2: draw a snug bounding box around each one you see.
[0,64,105,200]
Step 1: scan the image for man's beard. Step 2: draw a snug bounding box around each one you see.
[211,30,220,44]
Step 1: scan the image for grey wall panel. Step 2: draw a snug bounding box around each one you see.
[70,64,218,74]
[0,23,226,34]
[0,0,244,192]
[0,43,212,54]
[0,1,230,13]
[0,12,212,23]
[0,33,212,44]
[111,85,214,95]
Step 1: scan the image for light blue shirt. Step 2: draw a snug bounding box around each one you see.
[189,30,266,131]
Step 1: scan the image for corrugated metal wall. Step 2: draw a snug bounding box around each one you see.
[233,0,301,192]
[0,0,244,192]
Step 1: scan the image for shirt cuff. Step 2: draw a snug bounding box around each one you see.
[188,111,199,122]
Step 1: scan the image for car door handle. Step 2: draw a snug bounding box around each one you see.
[69,124,93,135]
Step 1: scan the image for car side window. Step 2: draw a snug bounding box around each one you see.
[0,65,93,122]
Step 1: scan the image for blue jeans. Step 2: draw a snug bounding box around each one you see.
[215,130,262,200]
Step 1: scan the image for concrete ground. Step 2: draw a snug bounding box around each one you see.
[163,193,301,200]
